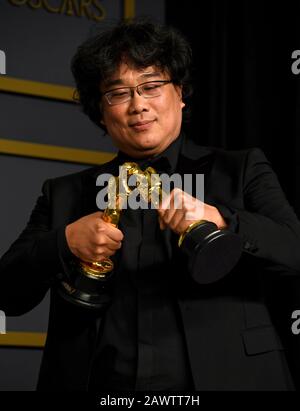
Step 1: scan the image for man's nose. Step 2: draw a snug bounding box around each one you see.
[128,90,149,114]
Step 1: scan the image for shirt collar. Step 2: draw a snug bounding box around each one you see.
[116,132,183,174]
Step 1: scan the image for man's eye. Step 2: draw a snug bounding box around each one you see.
[111,90,129,97]
[143,84,160,91]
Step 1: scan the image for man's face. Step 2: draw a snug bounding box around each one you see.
[100,63,185,158]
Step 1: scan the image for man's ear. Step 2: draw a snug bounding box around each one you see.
[174,85,185,109]
[99,103,106,126]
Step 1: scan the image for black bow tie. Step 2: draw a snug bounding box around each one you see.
[139,156,171,174]
[117,152,172,174]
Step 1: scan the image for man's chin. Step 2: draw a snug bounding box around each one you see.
[133,139,161,155]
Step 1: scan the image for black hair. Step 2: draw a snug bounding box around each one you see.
[71,18,193,130]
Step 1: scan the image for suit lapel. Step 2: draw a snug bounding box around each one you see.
[80,156,120,217]
[176,137,216,204]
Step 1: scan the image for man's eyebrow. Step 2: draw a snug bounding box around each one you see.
[103,79,124,89]
[139,71,163,79]
[104,72,163,89]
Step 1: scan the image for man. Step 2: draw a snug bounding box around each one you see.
[1,19,300,391]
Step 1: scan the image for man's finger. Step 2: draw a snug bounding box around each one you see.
[102,223,124,242]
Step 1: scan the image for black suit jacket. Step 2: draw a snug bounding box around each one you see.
[1,137,300,391]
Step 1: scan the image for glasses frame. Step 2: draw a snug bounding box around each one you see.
[103,80,172,105]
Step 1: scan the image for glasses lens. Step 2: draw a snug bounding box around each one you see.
[105,81,170,105]
[107,88,131,104]
[140,82,165,97]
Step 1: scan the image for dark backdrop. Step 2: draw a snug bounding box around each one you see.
[166,0,300,389]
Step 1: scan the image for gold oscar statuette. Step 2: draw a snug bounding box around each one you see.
[59,161,243,309]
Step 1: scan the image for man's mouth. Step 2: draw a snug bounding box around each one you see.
[130,120,155,131]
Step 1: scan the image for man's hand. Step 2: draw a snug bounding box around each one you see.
[65,211,124,262]
[157,188,228,235]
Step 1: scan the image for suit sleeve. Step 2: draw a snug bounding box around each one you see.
[0,179,69,315]
[220,148,300,272]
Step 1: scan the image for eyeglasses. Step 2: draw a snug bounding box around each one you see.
[103,80,172,105]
